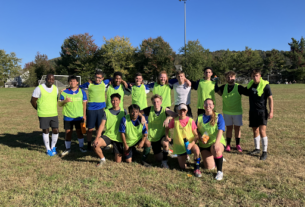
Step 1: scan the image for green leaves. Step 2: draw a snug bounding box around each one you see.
[0,50,22,84]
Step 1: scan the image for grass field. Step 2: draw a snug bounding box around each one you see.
[0,85,305,207]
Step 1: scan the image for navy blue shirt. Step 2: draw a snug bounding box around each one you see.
[60,88,87,121]
[196,113,226,131]
[79,79,110,110]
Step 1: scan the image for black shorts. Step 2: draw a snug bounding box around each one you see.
[197,109,206,117]
[125,139,142,159]
[249,110,268,127]
[177,152,187,157]
[64,120,82,130]
[38,116,59,129]
[174,104,193,118]
[151,137,165,155]
[200,144,226,152]
[101,135,123,155]
[87,108,105,129]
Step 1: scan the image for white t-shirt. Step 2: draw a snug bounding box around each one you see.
[173,82,191,105]
[32,84,59,98]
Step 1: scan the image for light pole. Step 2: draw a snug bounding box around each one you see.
[180,0,188,61]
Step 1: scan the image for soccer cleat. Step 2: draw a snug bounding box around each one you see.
[236,145,242,153]
[225,145,231,152]
[96,159,106,167]
[61,149,71,157]
[249,149,261,155]
[51,147,57,155]
[47,150,54,156]
[215,171,223,180]
[141,161,151,167]
[79,147,87,153]
[161,161,169,169]
[194,169,202,178]
[260,152,267,160]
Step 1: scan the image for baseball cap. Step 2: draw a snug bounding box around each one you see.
[177,104,188,111]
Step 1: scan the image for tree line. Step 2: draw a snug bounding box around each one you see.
[1,34,304,86]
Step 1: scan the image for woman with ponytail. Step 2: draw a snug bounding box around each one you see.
[196,98,226,180]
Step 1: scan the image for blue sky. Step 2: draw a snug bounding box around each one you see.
[1,0,304,67]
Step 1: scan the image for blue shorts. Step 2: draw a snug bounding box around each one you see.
[86,108,105,129]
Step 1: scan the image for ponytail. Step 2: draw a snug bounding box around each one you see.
[210,109,217,126]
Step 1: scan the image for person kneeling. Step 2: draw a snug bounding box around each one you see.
[120,104,150,166]
[165,104,202,177]
[93,93,127,167]
[197,98,226,181]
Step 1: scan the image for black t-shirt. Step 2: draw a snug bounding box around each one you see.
[142,106,169,118]
[217,84,248,96]
[248,84,272,112]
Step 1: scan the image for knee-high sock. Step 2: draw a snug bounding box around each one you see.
[51,133,58,149]
[214,155,223,172]
[226,137,232,146]
[235,137,241,146]
[262,137,268,152]
[254,136,260,150]
[43,133,51,151]
[142,147,151,161]
[194,157,201,170]
[162,149,169,161]
[78,138,84,148]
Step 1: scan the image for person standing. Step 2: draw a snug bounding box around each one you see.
[31,73,59,156]
[192,67,217,116]
[60,75,88,156]
[129,73,150,110]
[106,72,129,109]
[247,69,273,160]
[215,71,248,152]
[79,71,110,151]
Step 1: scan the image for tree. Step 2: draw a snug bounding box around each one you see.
[286,37,305,81]
[179,40,212,81]
[97,36,136,79]
[136,37,176,81]
[263,49,286,75]
[0,50,22,85]
[212,49,236,79]
[56,33,98,78]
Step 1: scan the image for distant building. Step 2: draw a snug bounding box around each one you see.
[5,71,29,88]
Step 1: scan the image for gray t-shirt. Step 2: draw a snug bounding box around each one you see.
[173,82,191,105]
[102,108,127,120]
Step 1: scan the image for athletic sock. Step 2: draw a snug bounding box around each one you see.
[142,147,151,162]
[194,158,201,170]
[101,157,105,161]
[236,137,241,146]
[162,150,169,161]
[65,141,71,149]
[214,155,223,172]
[226,137,232,146]
[43,133,51,151]
[262,137,268,152]
[254,135,260,149]
[51,133,59,149]
[78,138,84,148]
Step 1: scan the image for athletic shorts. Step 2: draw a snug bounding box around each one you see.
[200,144,226,152]
[223,114,243,126]
[64,120,82,130]
[197,109,205,117]
[177,152,187,157]
[38,116,59,129]
[87,108,105,129]
[125,139,142,159]
[151,136,165,155]
[249,110,268,127]
[101,135,123,155]
[174,104,193,118]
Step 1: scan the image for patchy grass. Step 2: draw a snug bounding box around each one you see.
[0,85,305,206]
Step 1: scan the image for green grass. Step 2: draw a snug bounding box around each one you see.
[0,85,305,206]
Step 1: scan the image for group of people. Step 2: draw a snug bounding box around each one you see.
[30,67,273,181]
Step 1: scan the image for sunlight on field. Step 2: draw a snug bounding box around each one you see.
[0,85,305,206]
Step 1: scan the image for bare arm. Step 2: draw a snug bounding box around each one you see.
[59,97,72,107]
[121,133,129,153]
[138,133,148,149]
[268,96,273,119]
[184,78,192,87]
[165,108,178,118]
[30,97,38,110]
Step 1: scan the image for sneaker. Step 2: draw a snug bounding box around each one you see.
[79,147,87,153]
[260,152,267,160]
[215,171,223,180]
[249,149,261,155]
[141,161,151,167]
[161,161,169,169]
[47,150,54,156]
[170,154,178,158]
[51,147,57,155]
[194,169,202,177]
[96,159,106,167]
[236,145,242,153]
[61,149,71,157]
[225,145,231,152]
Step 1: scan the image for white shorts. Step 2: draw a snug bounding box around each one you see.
[223,114,243,126]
